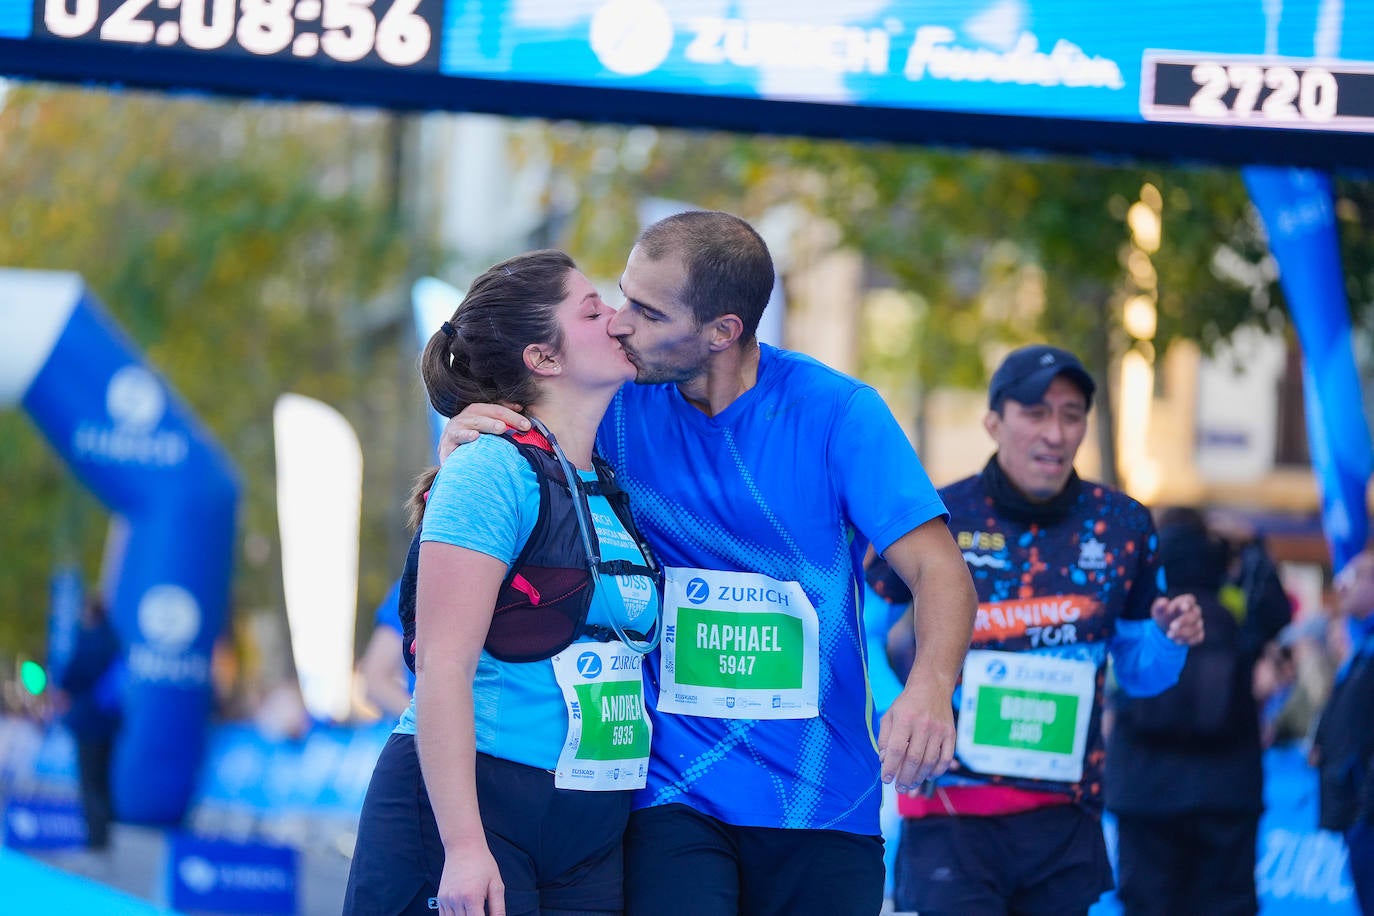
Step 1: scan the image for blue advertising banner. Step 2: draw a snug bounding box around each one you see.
[167,833,297,915]
[1256,746,1359,914]
[4,271,240,825]
[3,795,89,851]
[1244,167,1374,573]
[193,721,390,815]
[0,715,389,823]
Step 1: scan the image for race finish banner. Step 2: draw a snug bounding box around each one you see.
[2,1,1374,167]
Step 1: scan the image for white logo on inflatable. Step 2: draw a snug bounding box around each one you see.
[179,855,218,894]
[590,0,674,76]
[74,364,188,466]
[137,585,201,651]
[106,365,166,432]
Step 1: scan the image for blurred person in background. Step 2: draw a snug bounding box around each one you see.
[1254,612,1335,748]
[1216,526,1291,646]
[356,579,414,721]
[53,595,123,850]
[1105,507,1288,916]
[1310,545,1374,915]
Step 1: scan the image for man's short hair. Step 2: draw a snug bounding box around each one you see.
[636,210,774,341]
[988,344,1096,412]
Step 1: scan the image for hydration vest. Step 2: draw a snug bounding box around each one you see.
[400,428,659,670]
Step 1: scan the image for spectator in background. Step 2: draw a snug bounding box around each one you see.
[1310,546,1374,915]
[1105,507,1289,916]
[55,596,123,850]
[356,579,414,721]
[1254,614,1334,748]
[1220,531,1292,646]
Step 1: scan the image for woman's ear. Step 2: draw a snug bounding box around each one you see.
[524,343,561,377]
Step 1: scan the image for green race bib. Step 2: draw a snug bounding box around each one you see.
[657,568,819,720]
[674,608,804,690]
[573,679,650,760]
[955,649,1096,782]
[551,644,651,790]
[970,686,1080,755]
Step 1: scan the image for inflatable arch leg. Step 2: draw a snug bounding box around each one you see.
[0,269,238,825]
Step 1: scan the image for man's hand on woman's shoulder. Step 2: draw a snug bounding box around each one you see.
[439,404,530,459]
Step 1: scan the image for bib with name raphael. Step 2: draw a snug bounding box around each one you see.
[551,643,651,790]
[955,648,1096,783]
[658,567,819,719]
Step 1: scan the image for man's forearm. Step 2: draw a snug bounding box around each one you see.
[908,562,975,693]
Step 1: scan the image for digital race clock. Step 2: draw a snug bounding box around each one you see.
[32,0,441,69]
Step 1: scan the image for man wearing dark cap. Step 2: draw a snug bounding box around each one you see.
[886,343,1205,916]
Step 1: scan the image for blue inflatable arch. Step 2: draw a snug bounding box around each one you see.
[0,269,238,825]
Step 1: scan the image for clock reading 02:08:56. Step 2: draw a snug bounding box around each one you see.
[37,0,443,69]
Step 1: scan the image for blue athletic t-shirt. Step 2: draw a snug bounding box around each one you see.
[597,344,947,834]
[395,434,660,772]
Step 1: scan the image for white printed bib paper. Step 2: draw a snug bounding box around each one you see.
[657,567,819,720]
[955,649,1096,782]
[551,643,651,791]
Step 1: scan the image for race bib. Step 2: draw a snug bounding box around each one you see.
[955,649,1096,782]
[550,644,651,791]
[657,567,819,720]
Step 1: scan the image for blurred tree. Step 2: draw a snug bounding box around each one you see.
[0,86,421,665]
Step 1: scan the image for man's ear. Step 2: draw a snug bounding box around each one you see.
[706,314,745,353]
[982,409,1000,440]
[524,343,561,377]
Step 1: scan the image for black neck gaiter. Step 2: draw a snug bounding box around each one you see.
[980,454,1081,527]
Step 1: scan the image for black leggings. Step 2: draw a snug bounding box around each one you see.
[344,734,632,916]
[623,803,885,916]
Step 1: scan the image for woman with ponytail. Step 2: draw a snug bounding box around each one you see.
[345,250,662,916]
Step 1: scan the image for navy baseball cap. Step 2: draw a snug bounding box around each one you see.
[988,345,1096,410]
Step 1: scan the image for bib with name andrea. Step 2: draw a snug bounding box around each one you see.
[551,643,651,791]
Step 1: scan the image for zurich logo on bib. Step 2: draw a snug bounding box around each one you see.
[686,577,710,604]
[577,652,603,678]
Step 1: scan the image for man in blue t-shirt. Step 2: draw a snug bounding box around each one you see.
[445,210,977,916]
